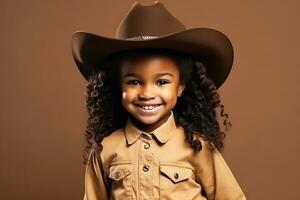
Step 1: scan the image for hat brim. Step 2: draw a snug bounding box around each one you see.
[71,27,234,89]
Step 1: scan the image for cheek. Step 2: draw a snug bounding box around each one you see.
[121,90,135,103]
[160,86,179,101]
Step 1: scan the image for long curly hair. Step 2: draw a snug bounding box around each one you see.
[82,48,232,164]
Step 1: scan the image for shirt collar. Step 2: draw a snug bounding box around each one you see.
[124,111,177,145]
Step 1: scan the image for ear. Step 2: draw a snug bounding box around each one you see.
[177,84,185,97]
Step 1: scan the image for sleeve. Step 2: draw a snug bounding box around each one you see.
[83,148,110,200]
[195,139,247,200]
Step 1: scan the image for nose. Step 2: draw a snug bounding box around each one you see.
[139,84,155,99]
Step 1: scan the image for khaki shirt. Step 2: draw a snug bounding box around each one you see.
[83,111,246,200]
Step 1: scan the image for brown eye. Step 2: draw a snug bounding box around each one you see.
[156,79,170,86]
[126,80,141,85]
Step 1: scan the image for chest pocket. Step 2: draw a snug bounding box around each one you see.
[108,161,133,200]
[159,161,201,199]
[160,163,193,183]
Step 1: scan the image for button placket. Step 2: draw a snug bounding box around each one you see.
[138,132,154,199]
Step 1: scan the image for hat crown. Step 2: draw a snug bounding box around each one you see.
[115,1,186,39]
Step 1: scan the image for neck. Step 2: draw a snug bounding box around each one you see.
[129,112,171,133]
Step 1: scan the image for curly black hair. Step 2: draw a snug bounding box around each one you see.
[82,48,232,164]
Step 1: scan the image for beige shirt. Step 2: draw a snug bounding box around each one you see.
[83,111,246,200]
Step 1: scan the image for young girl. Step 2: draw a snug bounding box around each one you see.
[72,1,246,200]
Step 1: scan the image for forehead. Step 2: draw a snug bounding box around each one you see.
[120,54,179,76]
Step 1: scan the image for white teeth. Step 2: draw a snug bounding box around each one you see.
[139,105,159,110]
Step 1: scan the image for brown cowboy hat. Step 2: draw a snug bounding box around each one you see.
[71,1,234,89]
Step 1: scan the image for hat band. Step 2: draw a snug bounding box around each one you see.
[125,35,159,40]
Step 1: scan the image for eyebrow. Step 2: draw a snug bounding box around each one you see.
[123,72,174,78]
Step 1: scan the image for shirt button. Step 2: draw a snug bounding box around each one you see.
[144,143,150,149]
[143,164,150,172]
[174,173,179,179]
[115,171,121,179]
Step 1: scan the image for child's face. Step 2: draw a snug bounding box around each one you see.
[119,54,185,130]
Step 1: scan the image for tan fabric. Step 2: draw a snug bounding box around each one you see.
[83,111,247,200]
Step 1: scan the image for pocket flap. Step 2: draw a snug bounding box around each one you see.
[160,162,193,183]
[108,162,133,181]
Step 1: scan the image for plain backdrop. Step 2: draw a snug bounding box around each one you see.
[1,0,299,199]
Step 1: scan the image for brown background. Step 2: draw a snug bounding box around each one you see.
[1,0,299,199]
